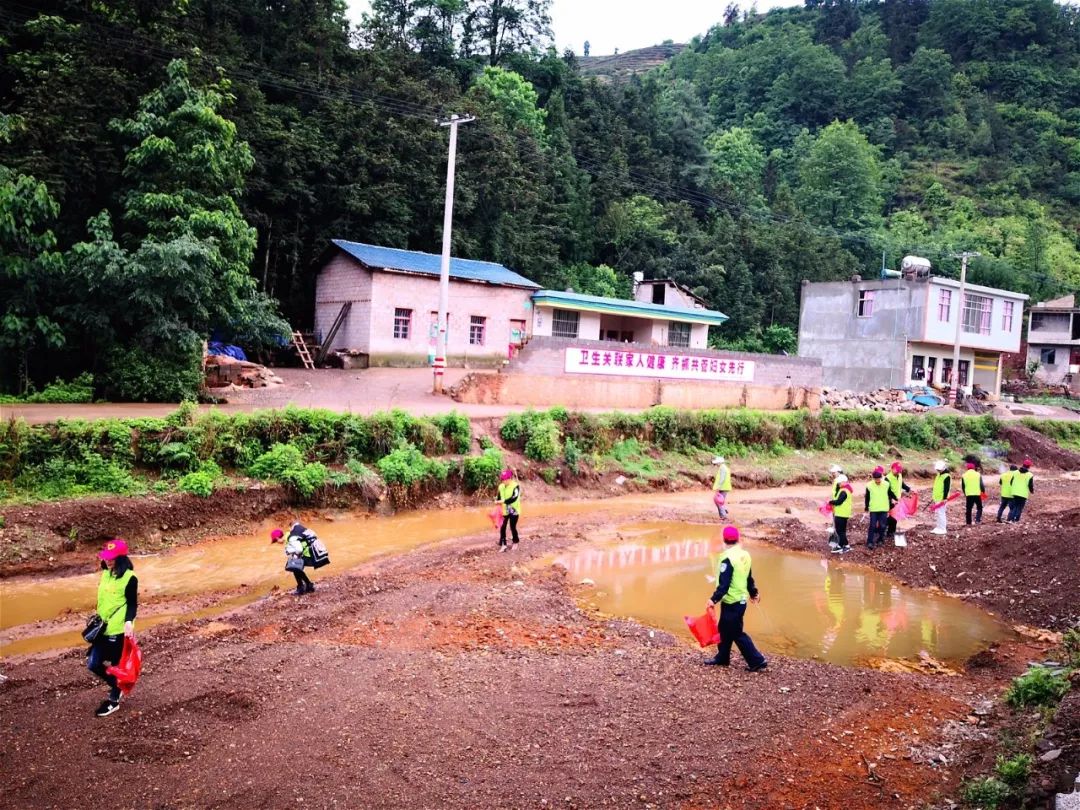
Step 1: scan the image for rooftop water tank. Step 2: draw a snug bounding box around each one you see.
[900,255,932,278]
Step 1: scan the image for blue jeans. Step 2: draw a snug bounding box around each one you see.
[867,512,888,548]
[1008,496,1027,522]
[87,634,123,700]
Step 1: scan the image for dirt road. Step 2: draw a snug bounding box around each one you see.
[3,489,1074,808]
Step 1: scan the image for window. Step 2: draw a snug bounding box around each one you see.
[958,360,970,387]
[1030,312,1070,332]
[393,308,412,340]
[937,289,952,322]
[911,355,925,380]
[620,331,634,342]
[652,284,665,305]
[668,322,691,348]
[941,358,953,385]
[962,293,992,335]
[1073,314,1080,341]
[469,315,486,346]
[551,309,579,339]
[1002,300,1014,332]
[510,319,527,344]
[1040,348,1057,365]
[857,290,875,317]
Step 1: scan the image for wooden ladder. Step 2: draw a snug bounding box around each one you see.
[292,331,315,369]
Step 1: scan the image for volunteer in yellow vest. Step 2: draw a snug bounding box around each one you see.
[884,461,912,538]
[711,456,732,520]
[87,538,138,718]
[829,474,854,554]
[930,460,951,536]
[864,466,894,550]
[829,464,844,499]
[496,468,522,551]
[703,526,767,672]
[1007,459,1035,523]
[996,464,1018,523]
[962,462,984,525]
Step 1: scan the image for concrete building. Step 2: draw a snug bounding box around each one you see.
[315,241,730,365]
[798,274,1028,397]
[530,289,726,349]
[1026,294,1080,387]
[315,241,539,367]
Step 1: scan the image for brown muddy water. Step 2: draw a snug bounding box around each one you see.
[556,522,1014,669]
[0,489,1011,666]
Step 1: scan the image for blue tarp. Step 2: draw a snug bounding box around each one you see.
[207,342,248,362]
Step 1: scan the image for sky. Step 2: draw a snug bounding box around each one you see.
[346,1,804,57]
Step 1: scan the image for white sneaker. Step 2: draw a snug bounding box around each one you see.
[931,528,947,535]
[498,545,508,552]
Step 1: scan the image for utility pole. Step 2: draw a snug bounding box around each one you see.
[433,113,475,394]
[950,251,980,405]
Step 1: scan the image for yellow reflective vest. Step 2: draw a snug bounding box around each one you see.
[1012,471,1033,498]
[715,546,752,604]
[866,480,891,512]
[713,464,732,492]
[885,471,904,499]
[962,469,982,496]
[932,472,950,503]
[833,486,853,519]
[999,470,1015,499]
[497,480,521,516]
[97,569,134,636]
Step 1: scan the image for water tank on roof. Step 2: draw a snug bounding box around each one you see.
[901,255,932,278]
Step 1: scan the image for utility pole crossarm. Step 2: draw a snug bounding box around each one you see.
[433,113,475,394]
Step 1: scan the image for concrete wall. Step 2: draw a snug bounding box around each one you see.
[315,253,373,352]
[1027,343,1080,385]
[923,280,1025,353]
[634,280,702,309]
[798,280,920,390]
[452,335,821,411]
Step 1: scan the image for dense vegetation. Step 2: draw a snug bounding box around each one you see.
[2,0,1078,397]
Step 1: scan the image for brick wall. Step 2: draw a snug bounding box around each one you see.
[315,254,372,351]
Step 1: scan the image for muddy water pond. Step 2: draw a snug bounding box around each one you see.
[557,522,1014,668]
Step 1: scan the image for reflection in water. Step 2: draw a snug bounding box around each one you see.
[557,522,1012,667]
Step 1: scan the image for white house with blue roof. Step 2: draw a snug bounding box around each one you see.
[315,240,729,367]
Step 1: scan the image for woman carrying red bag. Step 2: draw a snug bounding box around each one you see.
[87,538,138,718]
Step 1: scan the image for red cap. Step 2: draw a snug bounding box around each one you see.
[99,538,129,561]
[890,461,902,473]
[1022,458,1032,467]
[872,466,884,477]
[500,469,513,481]
[722,526,740,544]
[270,528,284,543]
[965,462,975,469]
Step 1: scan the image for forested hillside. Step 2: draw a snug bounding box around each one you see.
[2,0,1078,398]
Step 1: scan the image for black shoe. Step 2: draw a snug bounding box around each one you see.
[747,662,768,673]
[703,656,729,666]
[95,699,120,717]
[305,582,316,593]
[295,586,306,595]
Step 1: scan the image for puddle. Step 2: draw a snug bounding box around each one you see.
[556,522,1014,668]
[0,491,717,657]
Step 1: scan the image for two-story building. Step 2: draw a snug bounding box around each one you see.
[798,273,1028,397]
[1025,294,1080,388]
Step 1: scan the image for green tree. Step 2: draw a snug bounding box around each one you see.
[705,127,767,204]
[468,66,546,138]
[797,120,883,230]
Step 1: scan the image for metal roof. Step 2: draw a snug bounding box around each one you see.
[331,240,540,289]
[532,289,728,326]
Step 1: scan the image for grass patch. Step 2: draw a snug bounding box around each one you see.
[1005,666,1070,709]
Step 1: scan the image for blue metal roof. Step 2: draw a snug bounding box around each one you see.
[332,240,540,289]
[531,289,728,326]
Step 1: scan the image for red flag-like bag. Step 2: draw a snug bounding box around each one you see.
[488,507,504,530]
[106,637,143,696]
[685,605,721,648]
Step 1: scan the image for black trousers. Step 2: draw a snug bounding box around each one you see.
[965,495,983,524]
[867,512,888,547]
[833,516,849,548]
[716,601,766,668]
[292,568,313,588]
[87,633,124,701]
[499,513,520,545]
[996,497,1012,521]
[1008,496,1027,522]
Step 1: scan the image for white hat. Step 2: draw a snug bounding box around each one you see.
[836,474,848,484]
[934,460,947,471]
[829,464,843,474]
[712,456,726,465]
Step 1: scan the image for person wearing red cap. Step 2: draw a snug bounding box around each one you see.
[703,526,767,672]
[961,462,985,525]
[88,538,138,717]
[884,462,912,539]
[271,523,319,594]
[996,464,1018,523]
[496,468,522,550]
[864,467,894,549]
[1007,460,1035,522]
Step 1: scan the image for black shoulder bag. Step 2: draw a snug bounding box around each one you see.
[83,603,125,644]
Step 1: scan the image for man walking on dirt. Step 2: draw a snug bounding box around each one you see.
[1007,460,1034,523]
[864,466,893,550]
[712,456,732,520]
[996,463,1018,523]
[962,462,984,525]
[930,460,951,535]
[704,526,767,672]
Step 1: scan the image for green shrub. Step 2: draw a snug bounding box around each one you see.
[500,411,529,444]
[1005,666,1070,708]
[434,412,472,453]
[178,470,216,497]
[563,437,582,474]
[463,447,503,492]
[156,441,197,470]
[1062,627,1080,668]
[0,373,96,404]
[281,462,329,498]
[249,444,306,480]
[540,467,558,484]
[101,340,203,402]
[610,438,642,462]
[994,753,1032,789]
[840,438,886,457]
[962,777,1011,809]
[525,418,561,462]
[376,443,448,487]
[14,452,142,500]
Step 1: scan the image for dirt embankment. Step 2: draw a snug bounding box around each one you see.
[998,424,1080,470]
[0,510,1029,810]
[763,478,1080,631]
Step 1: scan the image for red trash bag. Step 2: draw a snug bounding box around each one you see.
[685,605,721,648]
[713,491,726,508]
[889,493,920,521]
[106,637,143,697]
[818,500,833,516]
[980,491,988,501]
[488,507,504,530]
[928,491,961,511]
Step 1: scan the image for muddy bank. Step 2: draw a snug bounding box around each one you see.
[762,479,1080,631]
[0,510,1034,810]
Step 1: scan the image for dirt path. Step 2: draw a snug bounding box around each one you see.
[0,496,1063,810]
